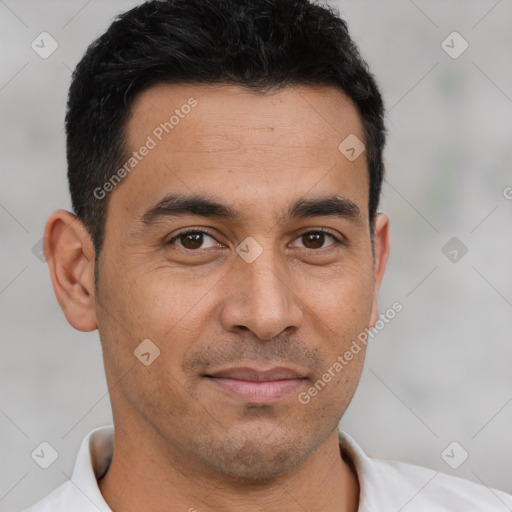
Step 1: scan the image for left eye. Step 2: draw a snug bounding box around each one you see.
[293,230,339,250]
[167,229,340,251]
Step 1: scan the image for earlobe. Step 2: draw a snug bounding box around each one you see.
[369,213,390,328]
[43,209,98,332]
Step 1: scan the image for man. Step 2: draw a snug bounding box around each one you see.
[26,0,512,510]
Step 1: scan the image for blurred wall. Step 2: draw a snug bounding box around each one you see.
[0,1,511,510]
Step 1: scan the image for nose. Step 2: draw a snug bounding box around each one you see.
[219,247,303,341]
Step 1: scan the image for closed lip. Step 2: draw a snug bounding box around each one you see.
[205,366,307,381]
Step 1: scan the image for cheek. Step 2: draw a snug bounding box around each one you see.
[115,273,215,373]
[298,264,373,396]
[97,270,212,421]
[303,262,374,330]
[134,273,211,327]
[108,266,205,330]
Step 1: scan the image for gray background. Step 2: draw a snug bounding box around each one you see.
[1,0,511,510]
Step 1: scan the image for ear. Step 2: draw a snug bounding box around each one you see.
[369,213,390,328]
[43,209,98,332]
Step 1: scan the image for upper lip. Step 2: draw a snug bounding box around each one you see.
[206,366,307,381]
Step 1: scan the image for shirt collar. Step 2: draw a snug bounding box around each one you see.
[65,425,114,512]
[338,430,381,511]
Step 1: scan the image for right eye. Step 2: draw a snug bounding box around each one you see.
[166,229,221,251]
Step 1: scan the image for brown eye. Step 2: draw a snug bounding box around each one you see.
[295,231,339,250]
[168,231,218,250]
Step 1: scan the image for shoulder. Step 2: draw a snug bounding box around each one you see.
[372,457,512,510]
[21,482,70,512]
[21,477,110,512]
[21,425,114,512]
[339,430,512,511]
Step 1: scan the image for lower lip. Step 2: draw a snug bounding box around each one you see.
[205,377,305,403]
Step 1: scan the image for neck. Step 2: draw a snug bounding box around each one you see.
[98,423,359,512]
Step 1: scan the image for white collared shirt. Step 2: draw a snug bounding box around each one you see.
[23,424,512,511]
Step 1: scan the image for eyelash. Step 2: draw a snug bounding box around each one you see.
[166,228,345,251]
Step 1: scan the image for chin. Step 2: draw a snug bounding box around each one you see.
[192,426,315,484]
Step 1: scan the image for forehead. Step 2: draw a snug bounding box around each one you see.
[127,82,364,152]
[108,82,369,230]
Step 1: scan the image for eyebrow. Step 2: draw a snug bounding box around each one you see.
[139,193,362,228]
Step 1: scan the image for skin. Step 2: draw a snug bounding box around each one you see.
[44,83,390,512]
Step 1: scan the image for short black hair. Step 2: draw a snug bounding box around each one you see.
[65,0,386,281]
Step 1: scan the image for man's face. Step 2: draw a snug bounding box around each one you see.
[93,83,388,480]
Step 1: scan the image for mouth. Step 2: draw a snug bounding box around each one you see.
[203,366,308,404]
